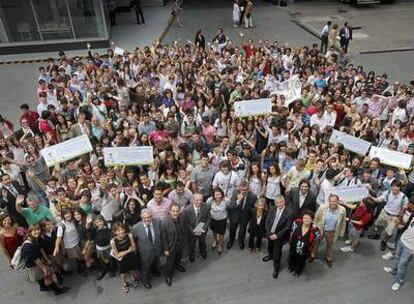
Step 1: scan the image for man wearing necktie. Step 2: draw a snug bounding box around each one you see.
[131,209,162,289]
[182,193,211,262]
[340,22,353,53]
[228,181,257,250]
[263,195,293,279]
[0,173,28,228]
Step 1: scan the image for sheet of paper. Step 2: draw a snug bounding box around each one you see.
[234,98,272,118]
[114,46,125,56]
[369,146,413,170]
[40,135,93,167]
[103,146,153,166]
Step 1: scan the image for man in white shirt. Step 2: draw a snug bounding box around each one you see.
[320,21,332,53]
[212,161,241,199]
[321,104,337,130]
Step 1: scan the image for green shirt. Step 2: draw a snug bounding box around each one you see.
[21,206,54,225]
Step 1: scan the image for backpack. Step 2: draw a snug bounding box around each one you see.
[11,240,30,270]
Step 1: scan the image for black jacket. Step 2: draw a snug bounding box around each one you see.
[265,207,293,241]
[285,187,317,219]
[228,191,257,224]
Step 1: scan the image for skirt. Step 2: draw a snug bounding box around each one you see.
[210,218,227,235]
[118,252,139,274]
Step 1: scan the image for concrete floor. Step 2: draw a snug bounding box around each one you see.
[0,234,412,304]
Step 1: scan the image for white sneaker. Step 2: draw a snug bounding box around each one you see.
[391,282,401,292]
[345,240,351,245]
[382,252,395,260]
[340,246,354,253]
[383,267,393,273]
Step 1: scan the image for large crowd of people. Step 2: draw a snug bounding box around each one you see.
[0,28,413,297]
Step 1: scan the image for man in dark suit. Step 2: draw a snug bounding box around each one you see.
[131,208,162,289]
[182,193,210,262]
[339,22,352,53]
[0,174,28,228]
[227,181,257,250]
[131,0,145,24]
[286,179,317,220]
[161,203,186,287]
[263,195,293,279]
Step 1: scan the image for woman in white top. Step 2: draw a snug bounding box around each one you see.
[53,209,87,276]
[248,161,263,197]
[263,162,282,207]
[232,0,240,27]
[207,187,229,255]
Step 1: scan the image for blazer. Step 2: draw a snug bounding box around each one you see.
[314,204,347,242]
[131,219,162,259]
[161,215,186,252]
[181,203,211,235]
[286,188,317,219]
[69,121,92,139]
[339,27,353,41]
[228,190,257,224]
[248,209,267,236]
[265,207,293,241]
[0,181,28,227]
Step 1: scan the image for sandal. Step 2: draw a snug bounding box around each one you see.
[132,280,139,288]
[123,283,129,293]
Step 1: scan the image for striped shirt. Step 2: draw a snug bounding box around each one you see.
[147,198,172,220]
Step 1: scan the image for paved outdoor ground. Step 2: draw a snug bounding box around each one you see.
[0,234,412,304]
[0,1,413,303]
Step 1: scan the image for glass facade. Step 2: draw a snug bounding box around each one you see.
[0,0,108,45]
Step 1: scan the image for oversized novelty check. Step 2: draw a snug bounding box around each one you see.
[369,146,413,170]
[40,135,93,167]
[329,130,371,155]
[326,185,369,204]
[103,146,153,166]
[234,98,272,118]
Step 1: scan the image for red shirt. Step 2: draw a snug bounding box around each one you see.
[21,111,39,129]
[351,205,372,230]
[243,45,255,59]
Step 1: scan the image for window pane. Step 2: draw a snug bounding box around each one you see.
[0,0,41,42]
[67,0,106,39]
[32,0,73,41]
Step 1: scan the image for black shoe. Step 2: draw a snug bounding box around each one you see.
[325,258,333,268]
[142,281,152,289]
[152,270,161,277]
[175,265,186,272]
[239,242,245,250]
[288,267,294,273]
[138,22,141,24]
[165,276,172,287]
[189,255,195,262]
[200,252,207,259]
[380,240,387,251]
[96,270,107,281]
[272,272,279,279]
[368,234,380,240]
[227,241,234,249]
[262,255,272,262]
[56,272,64,285]
[109,270,116,278]
[54,286,70,296]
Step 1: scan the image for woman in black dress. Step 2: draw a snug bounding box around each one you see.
[247,198,267,252]
[288,211,321,276]
[110,222,139,293]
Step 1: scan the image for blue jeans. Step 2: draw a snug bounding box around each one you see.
[391,240,413,284]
